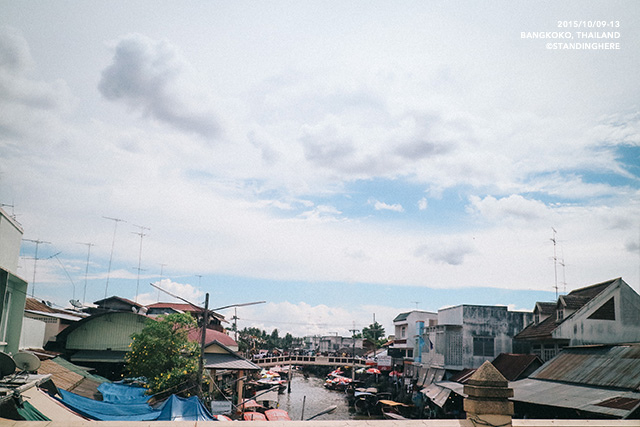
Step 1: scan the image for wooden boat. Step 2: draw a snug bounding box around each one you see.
[378,399,412,419]
[265,408,292,421]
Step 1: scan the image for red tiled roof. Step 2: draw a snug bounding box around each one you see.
[146,302,203,312]
[187,328,237,348]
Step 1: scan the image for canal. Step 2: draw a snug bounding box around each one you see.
[275,373,374,421]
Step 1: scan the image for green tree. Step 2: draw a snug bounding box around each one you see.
[362,321,386,343]
[125,312,199,396]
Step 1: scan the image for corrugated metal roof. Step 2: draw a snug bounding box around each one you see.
[510,378,640,418]
[532,344,640,391]
[204,353,261,371]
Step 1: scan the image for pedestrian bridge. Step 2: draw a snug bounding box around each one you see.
[252,355,369,368]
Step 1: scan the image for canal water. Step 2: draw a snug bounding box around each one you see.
[275,373,378,421]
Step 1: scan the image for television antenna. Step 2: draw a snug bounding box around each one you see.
[23,238,51,298]
[551,228,559,299]
[132,225,150,303]
[77,242,95,306]
[103,216,126,299]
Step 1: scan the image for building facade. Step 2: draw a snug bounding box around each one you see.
[420,305,531,370]
[515,277,640,361]
[0,207,28,355]
[391,310,438,359]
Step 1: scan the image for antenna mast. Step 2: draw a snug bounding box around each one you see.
[551,228,559,299]
[103,216,126,299]
[23,238,51,297]
[78,242,95,306]
[132,225,150,303]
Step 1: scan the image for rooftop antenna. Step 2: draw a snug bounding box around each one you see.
[103,216,126,299]
[77,242,95,306]
[23,238,51,298]
[551,227,559,299]
[559,245,567,294]
[132,225,150,303]
[412,301,420,309]
[157,263,167,302]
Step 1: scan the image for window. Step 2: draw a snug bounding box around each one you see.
[534,313,540,324]
[401,326,406,338]
[473,336,494,357]
[557,308,564,321]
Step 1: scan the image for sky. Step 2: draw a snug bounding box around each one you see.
[1,1,639,338]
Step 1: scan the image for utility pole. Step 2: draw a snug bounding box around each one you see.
[103,216,126,299]
[23,238,51,298]
[199,293,209,399]
[349,323,359,381]
[132,225,150,303]
[77,242,95,306]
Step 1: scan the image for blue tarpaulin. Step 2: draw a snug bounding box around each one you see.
[98,382,149,404]
[56,389,215,421]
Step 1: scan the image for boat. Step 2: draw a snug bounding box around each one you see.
[243,412,267,421]
[378,399,412,419]
[265,408,292,421]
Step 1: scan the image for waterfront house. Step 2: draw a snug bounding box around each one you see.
[514,277,640,361]
[390,310,438,360]
[0,207,28,355]
[420,305,531,371]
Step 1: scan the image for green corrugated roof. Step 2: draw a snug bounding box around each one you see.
[51,357,110,383]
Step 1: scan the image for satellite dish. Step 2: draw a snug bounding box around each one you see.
[13,352,41,372]
[0,351,16,378]
[69,299,83,309]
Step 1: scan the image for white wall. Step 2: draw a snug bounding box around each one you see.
[19,316,46,350]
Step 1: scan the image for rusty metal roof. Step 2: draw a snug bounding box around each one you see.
[531,344,640,391]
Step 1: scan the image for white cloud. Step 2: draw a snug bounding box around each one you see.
[418,197,428,211]
[99,34,220,139]
[370,199,404,213]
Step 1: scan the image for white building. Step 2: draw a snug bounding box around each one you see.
[390,310,438,359]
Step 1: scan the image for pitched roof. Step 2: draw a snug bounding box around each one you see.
[535,302,556,315]
[393,312,410,322]
[187,328,237,348]
[514,313,557,339]
[516,278,620,341]
[25,298,86,319]
[146,302,204,312]
[93,296,142,309]
[491,353,543,381]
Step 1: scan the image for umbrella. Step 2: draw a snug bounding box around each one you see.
[389,370,402,377]
[366,368,381,374]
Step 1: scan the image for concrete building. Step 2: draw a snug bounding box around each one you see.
[0,207,28,355]
[515,277,640,361]
[420,305,531,370]
[303,335,364,355]
[390,310,438,359]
